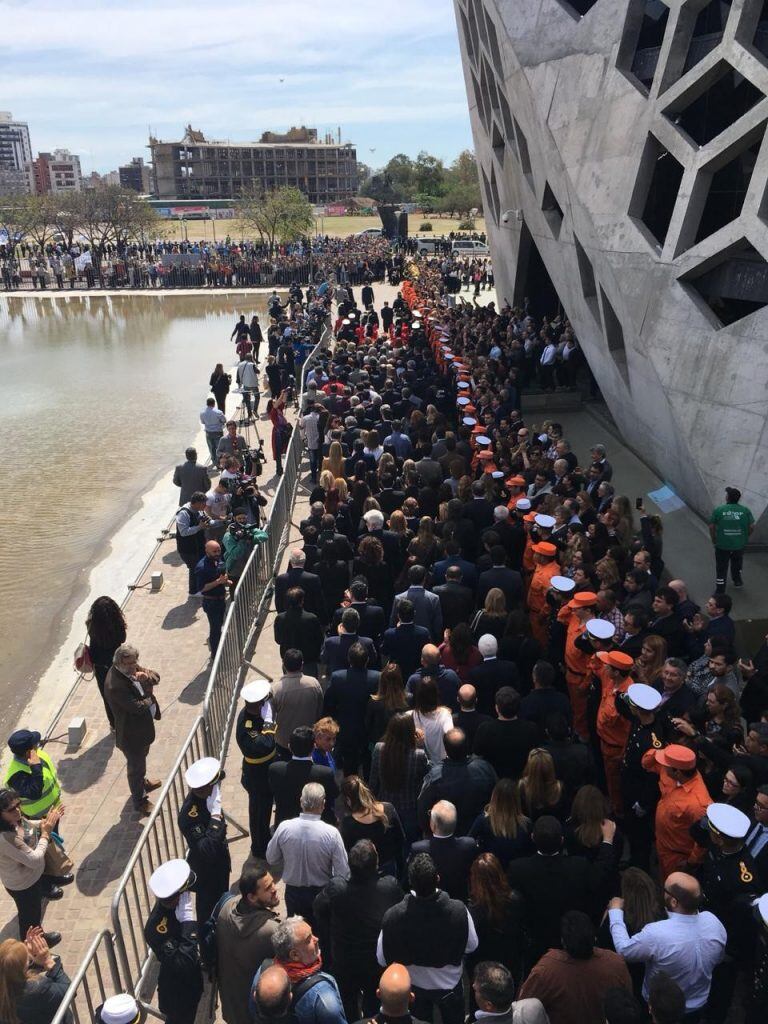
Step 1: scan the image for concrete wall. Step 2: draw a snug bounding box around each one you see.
[454,0,768,538]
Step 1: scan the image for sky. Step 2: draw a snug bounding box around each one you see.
[0,0,474,175]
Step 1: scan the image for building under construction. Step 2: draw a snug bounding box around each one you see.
[149,125,358,203]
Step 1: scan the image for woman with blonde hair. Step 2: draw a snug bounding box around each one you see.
[595,555,621,591]
[321,440,344,479]
[469,778,533,868]
[518,749,567,821]
[376,453,396,484]
[471,588,509,643]
[408,517,439,568]
[0,932,71,1024]
[339,775,405,876]
[633,635,667,687]
[309,468,336,505]
[333,477,349,502]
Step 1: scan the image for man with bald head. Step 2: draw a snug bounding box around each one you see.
[406,644,461,711]
[453,684,492,747]
[195,539,230,657]
[608,872,726,1014]
[408,799,478,900]
[350,963,428,1024]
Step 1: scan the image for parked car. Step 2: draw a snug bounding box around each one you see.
[451,239,490,255]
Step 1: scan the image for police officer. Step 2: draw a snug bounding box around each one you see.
[748,893,768,1024]
[178,757,231,929]
[145,859,203,1024]
[544,575,574,686]
[695,803,760,1024]
[617,683,663,870]
[95,993,146,1024]
[236,680,276,858]
[5,730,62,822]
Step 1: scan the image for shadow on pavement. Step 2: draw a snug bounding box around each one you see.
[161,599,199,630]
[57,732,116,794]
[75,804,145,896]
[178,665,210,706]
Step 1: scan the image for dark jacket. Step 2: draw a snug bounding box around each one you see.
[469,658,521,716]
[331,601,387,647]
[320,634,378,675]
[15,960,72,1024]
[452,709,492,748]
[417,756,498,836]
[381,624,430,681]
[173,460,211,506]
[313,874,404,971]
[477,565,524,610]
[104,665,159,753]
[433,581,476,630]
[408,835,478,902]
[324,669,380,752]
[268,759,338,826]
[473,718,539,780]
[274,567,327,622]
[273,608,324,662]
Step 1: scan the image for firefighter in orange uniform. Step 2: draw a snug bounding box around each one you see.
[557,591,599,740]
[528,541,560,647]
[594,649,635,815]
[506,476,528,511]
[641,743,712,881]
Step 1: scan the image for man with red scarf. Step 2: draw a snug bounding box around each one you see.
[250,916,347,1023]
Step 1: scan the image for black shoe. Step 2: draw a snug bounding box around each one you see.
[52,873,74,885]
[43,885,63,900]
[43,932,61,948]
[733,577,744,588]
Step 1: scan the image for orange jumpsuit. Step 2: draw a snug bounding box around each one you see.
[595,668,632,815]
[528,560,559,647]
[641,748,711,880]
[558,606,591,739]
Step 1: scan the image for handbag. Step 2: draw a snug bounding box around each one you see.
[43,831,74,877]
[74,642,94,678]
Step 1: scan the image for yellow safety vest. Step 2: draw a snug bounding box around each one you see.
[4,749,61,819]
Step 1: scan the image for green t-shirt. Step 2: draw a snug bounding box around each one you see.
[710,502,754,550]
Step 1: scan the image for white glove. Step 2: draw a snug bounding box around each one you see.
[262,700,274,724]
[632,802,647,819]
[206,783,223,817]
[175,891,195,923]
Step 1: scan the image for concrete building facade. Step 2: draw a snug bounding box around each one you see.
[149,124,357,203]
[0,111,32,196]
[118,157,152,193]
[454,0,768,537]
[30,149,83,193]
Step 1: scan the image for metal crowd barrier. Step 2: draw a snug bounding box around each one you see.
[50,930,121,1024]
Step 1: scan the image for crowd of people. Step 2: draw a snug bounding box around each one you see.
[2,254,768,1024]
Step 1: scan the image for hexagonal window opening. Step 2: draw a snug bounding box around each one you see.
[491,120,506,166]
[496,83,514,138]
[692,123,766,246]
[466,1,481,64]
[629,133,685,249]
[618,0,671,94]
[481,56,501,116]
[574,235,600,318]
[513,117,534,191]
[490,167,501,224]
[680,238,768,327]
[481,164,500,224]
[662,59,764,147]
[471,0,489,48]
[556,0,600,20]
[681,0,733,76]
[459,7,476,67]
[471,70,490,134]
[542,182,564,237]
[600,288,631,387]
[484,3,505,80]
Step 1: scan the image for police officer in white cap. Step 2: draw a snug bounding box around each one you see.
[618,683,663,869]
[178,757,230,929]
[544,575,576,672]
[96,993,146,1024]
[236,680,276,858]
[144,859,203,1024]
[696,803,760,1021]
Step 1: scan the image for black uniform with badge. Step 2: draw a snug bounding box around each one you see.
[619,699,661,869]
[236,707,277,858]
[178,794,231,929]
[144,901,203,1024]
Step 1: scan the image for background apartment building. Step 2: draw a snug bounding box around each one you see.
[149,125,357,202]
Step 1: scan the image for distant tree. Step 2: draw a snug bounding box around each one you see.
[363,172,406,205]
[25,194,59,250]
[237,185,314,253]
[414,151,446,197]
[51,191,83,251]
[384,154,416,197]
[447,149,479,187]
[438,182,482,218]
[0,194,38,251]
[414,192,442,214]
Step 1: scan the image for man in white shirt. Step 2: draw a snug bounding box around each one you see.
[299,404,322,484]
[608,871,725,1013]
[266,782,348,927]
[237,355,260,419]
[200,397,226,465]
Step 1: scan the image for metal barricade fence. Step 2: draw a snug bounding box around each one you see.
[50,931,122,1024]
[110,718,208,1002]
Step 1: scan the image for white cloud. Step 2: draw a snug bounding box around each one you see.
[0,0,472,169]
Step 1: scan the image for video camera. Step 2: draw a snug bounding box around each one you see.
[227,518,262,543]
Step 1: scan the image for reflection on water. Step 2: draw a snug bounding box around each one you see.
[0,294,271,693]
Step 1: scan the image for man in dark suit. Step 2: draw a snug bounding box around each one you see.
[331,580,386,648]
[462,480,495,539]
[172,447,210,505]
[391,565,443,642]
[618,609,648,660]
[431,540,477,590]
[275,549,327,624]
[469,635,521,714]
[453,685,492,749]
[543,714,595,798]
[274,586,324,677]
[477,546,523,610]
[417,729,497,837]
[519,660,571,739]
[378,476,406,517]
[649,586,687,659]
[408,799,477,901]
[473,687,539,780]
[655,657,698,739]
[324,643,380,774]
[268,727,338,826]
[321,607,378,676]
[359,510,402,565]
[507,816,618,965]
[381,600,430,681]
[434,566,475,631]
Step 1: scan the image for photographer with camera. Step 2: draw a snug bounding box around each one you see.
[195,540,231,658]
[236,354,260,420]
[216,420,250,469]
[176,492,210,597]
[223,509,258,596]
[204,479,232,544]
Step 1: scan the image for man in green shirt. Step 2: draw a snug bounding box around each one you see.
[709,487,754,593]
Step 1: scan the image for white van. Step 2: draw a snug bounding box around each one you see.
[451,239,490,256]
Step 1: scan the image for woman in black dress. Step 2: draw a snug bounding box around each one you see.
[209,362,230,412]
[86,596,126,729]
[338,776,405,877]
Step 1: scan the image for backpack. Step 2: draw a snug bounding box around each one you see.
[199,890,237,974]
